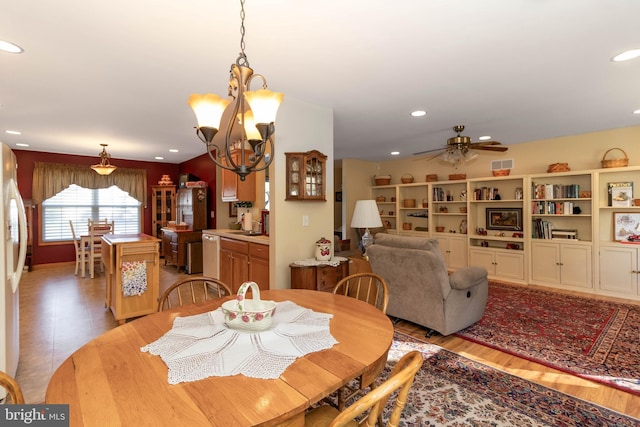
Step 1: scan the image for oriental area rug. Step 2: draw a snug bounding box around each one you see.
[331,332,639,426]
[455,281,640,396]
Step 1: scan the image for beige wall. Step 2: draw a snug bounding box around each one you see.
[371,125,640,182]
[338,125,640,242]
[271,97,334,289]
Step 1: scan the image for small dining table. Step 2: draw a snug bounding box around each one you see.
[45,289,394,426]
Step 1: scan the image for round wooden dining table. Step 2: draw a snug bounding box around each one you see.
[45,289,394,427]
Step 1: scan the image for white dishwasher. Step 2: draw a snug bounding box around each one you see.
[202,231,220,279]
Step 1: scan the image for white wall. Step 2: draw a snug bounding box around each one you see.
[271,97,334,289]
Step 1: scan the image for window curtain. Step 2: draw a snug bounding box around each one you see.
[32,162,147,206]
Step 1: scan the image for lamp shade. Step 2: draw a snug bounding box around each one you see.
[351,200,383,229]
[188,94,230,130]
[243,89,284,124]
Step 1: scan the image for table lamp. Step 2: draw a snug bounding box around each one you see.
[351,199,383,257]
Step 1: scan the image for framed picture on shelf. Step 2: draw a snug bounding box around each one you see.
[608,182,633,207]
[613,212,640,241]
[486,208,523,231]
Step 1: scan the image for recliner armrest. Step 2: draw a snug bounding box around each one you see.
[449,266,488,291]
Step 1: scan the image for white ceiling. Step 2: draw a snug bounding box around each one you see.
[1,0,639,164]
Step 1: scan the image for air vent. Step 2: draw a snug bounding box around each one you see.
[491,159,514,170]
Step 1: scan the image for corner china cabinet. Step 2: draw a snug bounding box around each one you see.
[151,185,176,239]
[285,150,327,201]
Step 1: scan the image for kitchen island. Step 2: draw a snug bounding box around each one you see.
[101,233,160,324]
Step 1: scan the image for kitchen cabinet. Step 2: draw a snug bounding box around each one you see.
[531,241,592,290]
[151,185,175,240]
[285,150,327,201]
[435,235,468,270]
[469,247,525,281]
[289,260,349,291]
[219,237,269,292]
[221,149,256,202]
[177,187,207,231]
[161,228,202,272]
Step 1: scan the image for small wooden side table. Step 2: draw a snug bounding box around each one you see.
[290,259,349,292]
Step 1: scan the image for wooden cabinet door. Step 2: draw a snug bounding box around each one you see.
[494,250,525,281]
[469,248,495,275]
[531,242,561,284]
[448,237,468,270]
[599,246,638,295]
[221,149,257,202]
[231,251,249,292]
[248,243,269,290]
[560,244,592,289]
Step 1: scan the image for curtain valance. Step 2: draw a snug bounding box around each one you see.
[32,162,147,206]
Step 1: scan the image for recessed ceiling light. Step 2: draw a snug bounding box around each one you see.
[410,110,426,117]
[478,135,492,141]
[634,109,640,115]
[155,156,164,160]
[611,49,640,62]
[4,130,21,135]
[16,143,29,147]
[169,149,179,153]
[0,40,24,54]
[390,151,400,156]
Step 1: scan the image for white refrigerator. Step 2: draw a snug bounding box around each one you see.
[0,143,27,378]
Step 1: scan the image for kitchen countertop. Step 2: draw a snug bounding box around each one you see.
[202,229,270,245]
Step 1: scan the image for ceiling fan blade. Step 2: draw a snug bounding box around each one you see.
[413,147,446,156]
[469,141,501,147]
[471,145,508,152]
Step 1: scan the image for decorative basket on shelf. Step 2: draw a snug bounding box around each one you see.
[492,169,511,177]
[547,163,571,173]
[403,199,416,208]
[374,175,391,186]
[425,174,438,182]
[601,148,629,168]
[448,174,466,181]
[221,282,276,332]
[401,174,414,184]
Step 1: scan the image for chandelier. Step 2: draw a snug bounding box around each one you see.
[188,0,284,181]
[91,144,117,175]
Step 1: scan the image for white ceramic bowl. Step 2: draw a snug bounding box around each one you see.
[221,282,276,332]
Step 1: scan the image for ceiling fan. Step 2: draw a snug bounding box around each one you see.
[414,125,508,166]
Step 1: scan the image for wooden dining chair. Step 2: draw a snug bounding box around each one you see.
[0,370,25,404]
[87,219,114,279]
[305,351,423,427]
[332,272,390,411]
[69,220,89,276]
[158,276,233,312]
[333,273,389,314]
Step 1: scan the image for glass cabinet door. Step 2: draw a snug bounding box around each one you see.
[285,150,326,201]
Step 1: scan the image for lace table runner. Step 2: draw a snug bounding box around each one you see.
[141,301,337,384]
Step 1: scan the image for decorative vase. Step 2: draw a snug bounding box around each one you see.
[315,237,332,261]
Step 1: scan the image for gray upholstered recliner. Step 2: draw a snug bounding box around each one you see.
[367,233,488,336]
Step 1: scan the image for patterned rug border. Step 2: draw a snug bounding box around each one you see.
[393,330,640,426]
[454,280,640,397]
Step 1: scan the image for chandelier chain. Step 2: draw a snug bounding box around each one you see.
[237,0,249,67]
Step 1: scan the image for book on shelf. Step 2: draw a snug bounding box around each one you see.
[608,182,633,207]
[531,183,581,199]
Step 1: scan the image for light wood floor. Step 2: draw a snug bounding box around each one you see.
[15,263,640,420]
